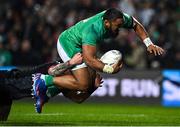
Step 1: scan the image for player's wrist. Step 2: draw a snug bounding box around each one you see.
[66,60,71,66]
[68,60,74,66]
[67,60,76,69]
[143,37,153,47]
[103,65,114,74]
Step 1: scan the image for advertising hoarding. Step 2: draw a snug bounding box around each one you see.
[162,70,180,107]
[55,70,162,105]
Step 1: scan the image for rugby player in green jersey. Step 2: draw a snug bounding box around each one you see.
[32,8,164,113]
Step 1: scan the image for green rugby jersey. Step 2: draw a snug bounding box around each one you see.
[59,10,133,58]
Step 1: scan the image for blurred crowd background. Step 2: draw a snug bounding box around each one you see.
[0,0,179,69]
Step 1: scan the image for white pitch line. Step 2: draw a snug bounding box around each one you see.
[11,113,146,117]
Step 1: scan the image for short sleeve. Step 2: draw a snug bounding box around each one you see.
[82,25,98,46]
[122,13,133,29]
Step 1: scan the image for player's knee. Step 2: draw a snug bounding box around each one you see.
[73,80,89,91]
[78,84,88,91]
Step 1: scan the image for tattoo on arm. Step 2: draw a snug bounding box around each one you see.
[48,61,75,76]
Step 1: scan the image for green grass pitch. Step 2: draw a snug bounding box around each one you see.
[1,101,180,126]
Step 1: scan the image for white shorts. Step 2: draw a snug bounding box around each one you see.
[57,40,87,70]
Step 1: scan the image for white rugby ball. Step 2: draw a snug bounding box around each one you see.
[100,50,122,66]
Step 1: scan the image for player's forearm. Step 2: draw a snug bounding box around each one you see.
[48,61,75,76]
[83,45,114,74]
[85,57,105,72]
[134,22,155,47]
[133,20,149,41]
[85,57,117,74]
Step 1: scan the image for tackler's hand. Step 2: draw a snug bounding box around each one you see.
[69,53,83,65]
[95,73,104,88]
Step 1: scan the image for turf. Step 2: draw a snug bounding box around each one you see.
[1,101,180,126]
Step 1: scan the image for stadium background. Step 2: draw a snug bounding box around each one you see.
[0,0,180,126]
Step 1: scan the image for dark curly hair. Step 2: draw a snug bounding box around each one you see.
[103,8,123,21]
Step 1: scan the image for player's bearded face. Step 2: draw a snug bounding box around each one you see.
[105,19,123,38]
[106,24,119,38]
